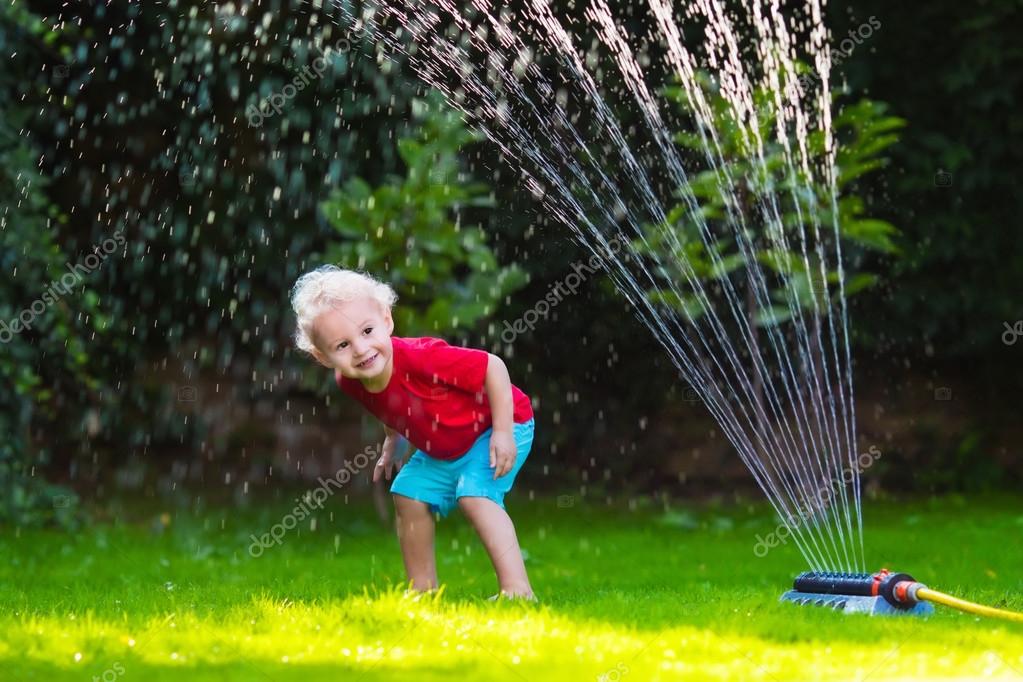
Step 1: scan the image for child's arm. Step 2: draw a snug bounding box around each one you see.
[484,353,517,478]
[382,423,413,453]
[375,422,413,481]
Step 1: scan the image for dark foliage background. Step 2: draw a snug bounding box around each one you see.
[1,0,1020,525]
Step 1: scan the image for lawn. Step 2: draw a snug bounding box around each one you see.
[1,492,1022,681]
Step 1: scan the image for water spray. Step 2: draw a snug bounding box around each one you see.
[782,568,1023,622]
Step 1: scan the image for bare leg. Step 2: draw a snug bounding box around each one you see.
[393,494,437,591]
[457,496,533,597]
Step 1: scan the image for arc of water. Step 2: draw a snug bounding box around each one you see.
[582,0,850,569]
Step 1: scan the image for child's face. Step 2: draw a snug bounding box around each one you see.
[309,297,394,382]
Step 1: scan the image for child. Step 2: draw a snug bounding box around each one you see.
[290,265,537,600]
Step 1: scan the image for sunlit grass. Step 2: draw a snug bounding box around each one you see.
[2,493,1022,680]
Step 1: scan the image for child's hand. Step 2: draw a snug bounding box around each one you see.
[490,429,517,479]
[373,435,402,482]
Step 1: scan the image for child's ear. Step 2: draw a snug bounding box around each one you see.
[310,347,333,369]
[384,307,395,335]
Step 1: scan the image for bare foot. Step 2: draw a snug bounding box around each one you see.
[487,590,537,602]
[403,583,444,599]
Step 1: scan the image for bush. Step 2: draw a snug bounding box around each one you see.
[319,92,527,338]
[0,5,94,525]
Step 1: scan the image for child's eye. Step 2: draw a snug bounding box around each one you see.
[337,342,347,350]
[363,327,373,335]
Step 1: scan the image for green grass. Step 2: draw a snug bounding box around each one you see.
[2,493,1022,681]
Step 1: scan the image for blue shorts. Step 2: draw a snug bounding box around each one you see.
[390,419,535,518]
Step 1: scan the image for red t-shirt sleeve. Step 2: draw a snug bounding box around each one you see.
[413,338,489,393]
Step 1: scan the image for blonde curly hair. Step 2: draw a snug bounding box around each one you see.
[290,265,398,355]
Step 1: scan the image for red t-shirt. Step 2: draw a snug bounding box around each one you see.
[335,336,534,460]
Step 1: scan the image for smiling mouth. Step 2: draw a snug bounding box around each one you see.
[356,354,378,369]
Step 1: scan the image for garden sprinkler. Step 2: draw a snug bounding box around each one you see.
[781,568,1023,622]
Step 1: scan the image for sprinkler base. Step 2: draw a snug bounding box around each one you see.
[780,590,934,617]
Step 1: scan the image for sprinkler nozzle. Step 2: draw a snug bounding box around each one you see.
[792,568,926,609]
[787,568,1023,622]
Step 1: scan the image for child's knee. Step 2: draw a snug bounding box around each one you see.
[457,495,505,519]
[393,493,430,517]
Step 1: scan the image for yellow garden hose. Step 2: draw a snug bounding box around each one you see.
[916,586,1023,624]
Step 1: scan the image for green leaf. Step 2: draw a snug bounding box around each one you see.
[755,305,794,327]
[709,253,746,279]
[843,219,900,253]
[842,272,879,295]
